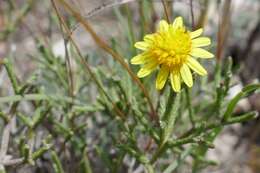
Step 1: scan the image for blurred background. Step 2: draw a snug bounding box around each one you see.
[0,0,260,173]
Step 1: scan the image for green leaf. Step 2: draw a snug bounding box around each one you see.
[3,58,20,94]
[17,113,33,128]
[226,111,257,124]
[80,148,93,173]
[0,111,9,123]
[23,144,34,165]
[32,145,51,160]
[0,167,6,173]
[51,150,64,173]
[163,147,193,173]
[95,146,114,172]
[223,84,260,121]
[32,107,50,129]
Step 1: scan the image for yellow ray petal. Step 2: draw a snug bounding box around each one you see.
[134,41,149,50]
[159,20,169,32]
[190,48,214,58]
[137,61,157,78]
[131,53,149,65]
[192,37,211,48]
[180,64,193,87]
[170,71,181,92]
[187,57,207,76]
[144,34,155,43]
[172,16,183,28]
[190,28,203,39]
[156,65,169,90]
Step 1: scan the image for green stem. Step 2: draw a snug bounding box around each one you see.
[51,150,64,173]
[184,87,195,126]
[167,133,197,147]
[0,94,81,105]
[3,59,19,94]
[0,166,6,173]
[180,111,257,138]
[0,112,10,124]
[162,89,175,121]
[138,0,147,37]
[124,5,136,56]
[151,90,180,164]
[145,164,155,173]
[150,143,167,164]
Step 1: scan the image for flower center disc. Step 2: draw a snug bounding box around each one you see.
[151,28,192,69]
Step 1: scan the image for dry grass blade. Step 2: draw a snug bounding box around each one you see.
[55,0,157,121]
[216,0,232,61]
[51,0,126,119]
[83,0,138,19]
[195,0,209,29]
[71,0,139,32]
[161,0,170,23]
[189,0,194,29]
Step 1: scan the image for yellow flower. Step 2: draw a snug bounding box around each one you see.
[131,16,214,92]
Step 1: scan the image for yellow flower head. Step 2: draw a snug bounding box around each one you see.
[131,16,214,92]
